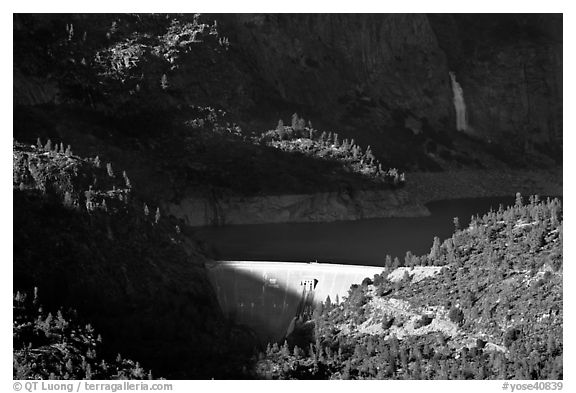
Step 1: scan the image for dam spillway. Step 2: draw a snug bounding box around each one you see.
[205,260,385,344]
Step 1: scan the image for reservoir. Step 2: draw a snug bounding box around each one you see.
[196,195,558,344]
[194,196,520,266]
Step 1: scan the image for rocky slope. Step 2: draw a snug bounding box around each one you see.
[256,196,563,379]
[12,141,254,378]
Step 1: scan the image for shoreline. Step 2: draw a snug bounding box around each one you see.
[166,168,562,227]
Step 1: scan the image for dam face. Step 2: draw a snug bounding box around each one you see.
[205,260,384,344]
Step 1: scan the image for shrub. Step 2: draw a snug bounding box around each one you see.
[448,307,464,324]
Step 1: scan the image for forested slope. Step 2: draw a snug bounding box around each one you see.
[257,195,563,379]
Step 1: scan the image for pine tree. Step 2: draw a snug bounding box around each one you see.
[515,192,523,208]
[122,171,132,189]
[276,119,284,132]
[45,139,52,151]
[94,156,101,168]
[106,163,114,177]
[365,145,374,161]
[160,74,169,90]
[155,207,161,224]
[280,340,290,357]
[291,113,299,130]
[65,145,72,156]
[341,138,348,150]
[429,236,441,260]
[453,217,460,231]
[144,204,149,216]
[36,137,42,149]
[63,191,73,207]
[385,255,392,268]
[60,142,65,153]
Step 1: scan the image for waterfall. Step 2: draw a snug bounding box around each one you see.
[449,71,467,132]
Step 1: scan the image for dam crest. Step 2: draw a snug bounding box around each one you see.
[206,260,384,343]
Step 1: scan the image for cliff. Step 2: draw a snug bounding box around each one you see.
[215,14,562,164]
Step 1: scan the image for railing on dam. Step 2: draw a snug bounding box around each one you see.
[205,260,384,344]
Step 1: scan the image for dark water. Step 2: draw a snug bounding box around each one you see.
[193,196,521,266]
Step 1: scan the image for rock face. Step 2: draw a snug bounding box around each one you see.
[13,13,562,168]
[166,188,429,226]
[165,168,562,226]
[428,14,563,144]
[218,14,453,133]
[217,14,562,149]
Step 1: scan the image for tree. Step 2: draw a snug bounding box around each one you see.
[515,192,523,208]
[276,119,284,132]
[453,217,460,231]
[63,191,74,207]
[143,203,149,216]
[342,138,349,150]
[36,137,42,149]
[45,139,52,151]
[291,113,300,130]
[123,171,131,188]
[429,236,441,260]
[385,255,392,268]
[155,207,161,224]
[365,145,374,161]
[160,74,169,90]
[106,163,114,177]
[448,306,464,324]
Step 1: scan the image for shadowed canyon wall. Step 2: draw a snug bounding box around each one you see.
[217,13,562,151]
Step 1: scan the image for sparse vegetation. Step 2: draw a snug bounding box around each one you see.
[256,196,563,380]
[14,289,152,380]
[259,116,406,187]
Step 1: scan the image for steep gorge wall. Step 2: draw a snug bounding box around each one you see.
[428,14,562,144]
[217,14,562,149]
[217,14,453,133]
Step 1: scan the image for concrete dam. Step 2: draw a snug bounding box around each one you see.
[205,260,385,344]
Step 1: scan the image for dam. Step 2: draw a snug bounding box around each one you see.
[205,260,384,344]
